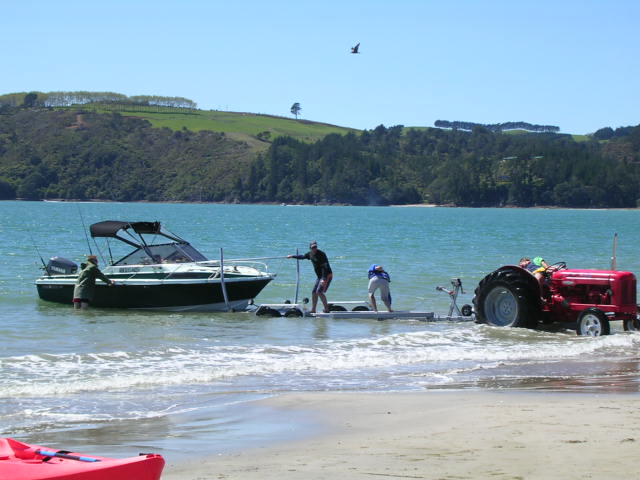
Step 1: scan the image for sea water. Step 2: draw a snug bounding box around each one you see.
[1,201,639,458]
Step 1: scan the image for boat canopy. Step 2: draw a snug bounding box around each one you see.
[89,220,207,265]
[90,220,185,246]
[88,221,207,265]
[91,221,163,238]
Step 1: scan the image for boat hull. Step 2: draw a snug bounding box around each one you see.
[0,437,164,480]
[36,277,273,311]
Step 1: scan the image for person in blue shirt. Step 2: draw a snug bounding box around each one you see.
[368,264,393,312]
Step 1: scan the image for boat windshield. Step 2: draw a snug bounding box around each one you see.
[113,243,208,266]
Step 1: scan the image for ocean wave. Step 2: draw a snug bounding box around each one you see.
[2,326,639,398]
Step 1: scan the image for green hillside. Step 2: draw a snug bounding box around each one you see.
[81,105,357,146]
[0,109,261,202]
[0,91,358,151]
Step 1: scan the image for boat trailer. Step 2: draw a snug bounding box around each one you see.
[253,277,474,322]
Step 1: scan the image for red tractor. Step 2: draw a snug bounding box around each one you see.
[473,263,640,336]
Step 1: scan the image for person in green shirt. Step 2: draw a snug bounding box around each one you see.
[519,256,549,281]
[73,255,115,309]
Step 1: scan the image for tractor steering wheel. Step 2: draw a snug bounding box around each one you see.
[544,261,567,274]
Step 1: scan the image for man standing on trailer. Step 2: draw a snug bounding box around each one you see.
[288,241,333,313]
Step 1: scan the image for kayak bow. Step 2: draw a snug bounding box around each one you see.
[0,438,164,480]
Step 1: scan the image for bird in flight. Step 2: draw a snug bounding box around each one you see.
[351,42,360,54]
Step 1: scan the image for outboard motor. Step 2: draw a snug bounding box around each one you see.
[45,256,78,275]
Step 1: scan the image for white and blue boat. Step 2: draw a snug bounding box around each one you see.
[36,220,275,311]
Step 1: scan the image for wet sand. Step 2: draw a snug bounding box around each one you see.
[162,391,640,479]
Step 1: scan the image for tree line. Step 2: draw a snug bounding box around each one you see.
[435,120,560,133]
[241,124,640,207]
[592,125,636,140]
[0,91,197,109]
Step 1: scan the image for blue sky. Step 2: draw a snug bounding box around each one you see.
[3,0,638,134]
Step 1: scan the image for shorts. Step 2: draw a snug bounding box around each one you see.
[368,276,391,303]
[312,273,332,294]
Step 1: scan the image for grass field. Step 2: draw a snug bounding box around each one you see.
[72,104,591,144]
[80,105,357,144]
[571,134,590,142]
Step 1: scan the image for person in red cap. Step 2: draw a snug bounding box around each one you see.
[288,241,333,313]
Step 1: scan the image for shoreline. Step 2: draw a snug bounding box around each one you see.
[162,390,640,480]
[4,199,639,210]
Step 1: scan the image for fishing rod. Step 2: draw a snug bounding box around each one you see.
[29,232,51,277]
[294,248,300,304]
[219,256,291,261]
[106,237,115,265]
[76,204,93,255]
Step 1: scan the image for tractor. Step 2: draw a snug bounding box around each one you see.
[473,262,640,336]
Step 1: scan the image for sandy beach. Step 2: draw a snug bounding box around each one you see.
[162,391,640,480]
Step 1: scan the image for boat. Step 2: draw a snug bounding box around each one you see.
[36,220,275,311]
[0,437,164,480]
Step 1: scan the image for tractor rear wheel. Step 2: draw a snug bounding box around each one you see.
[576,308,610,336]
[473,266,541,329]
[623,317,640,332]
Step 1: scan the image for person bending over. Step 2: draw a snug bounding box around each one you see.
[368,264,393,312]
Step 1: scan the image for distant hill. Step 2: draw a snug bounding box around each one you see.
[1,91,639,207]
[0,91,356,148]
[0,109,257,202]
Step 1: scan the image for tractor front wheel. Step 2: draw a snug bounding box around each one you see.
[576,308,610,336]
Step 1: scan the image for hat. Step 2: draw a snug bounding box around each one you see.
[309,241,318,248]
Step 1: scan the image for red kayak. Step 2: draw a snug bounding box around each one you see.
[0,438,165,480]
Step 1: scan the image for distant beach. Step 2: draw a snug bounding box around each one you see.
[390,203,439,207]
